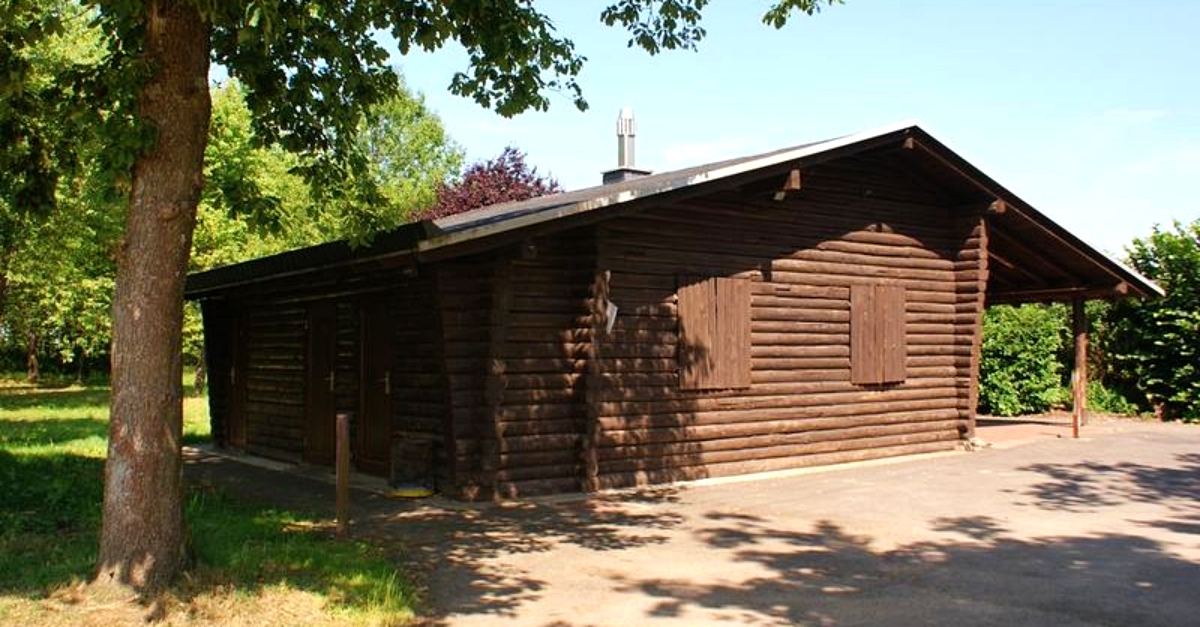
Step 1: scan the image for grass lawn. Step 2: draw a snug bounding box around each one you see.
[0,375,417,626]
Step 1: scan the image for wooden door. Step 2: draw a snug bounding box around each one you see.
[357,298,393,475]
[228,311,249,448]
[305,301,338,464]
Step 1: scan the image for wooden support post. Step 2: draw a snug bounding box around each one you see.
[958,215,988,441]
[335,412,350,536]
[1071,298,1088,438]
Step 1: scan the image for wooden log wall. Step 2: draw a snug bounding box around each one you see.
[335,300,361,442]
[438,234,596,499]
[241,301,308,461]
[438,255,498,499]
[495,236,594,497]
[198,149,991,496]
[954,213,989,439]
[587,154,980,490]
[385,272,448,482]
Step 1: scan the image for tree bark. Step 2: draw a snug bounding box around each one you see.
[96,0,210,594]
[26,331,39,384]
[193,348,206,395]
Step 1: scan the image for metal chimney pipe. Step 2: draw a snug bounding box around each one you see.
[617,107,635,168]
[602,107,651,185]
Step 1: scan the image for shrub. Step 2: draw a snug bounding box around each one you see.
[1087,380,1141,416]
[979,304,1068,416]
[1106,220,1200,421]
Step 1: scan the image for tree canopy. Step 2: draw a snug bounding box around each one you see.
[421,146,560,220]
[1107,220,1200,420]
[3,0,843,594]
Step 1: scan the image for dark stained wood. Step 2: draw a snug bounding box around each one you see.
[582,266,609,492]
[336,413,350,537]
[718,277,753,388]
[958,215,988,439]
[850,284,907,385]
[193,144,1030,499]
[481,257,514,495]
[677,276,714,390]
[678,276,751,390]
[305,301,338,465]
[228,310,249,448]
[357,296,392,475]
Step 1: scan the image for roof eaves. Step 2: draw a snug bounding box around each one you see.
[904,124,1163,299]
[419,119,921,255]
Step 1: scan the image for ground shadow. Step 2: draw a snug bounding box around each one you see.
[183,441,1200,626]
[1016,453,1200,543]
[1018,453,1200,510]
[0,448,104,595]
[183,451,687,621]
[0,386,111,413]
[613,515,1200,627]
[0,417,109,447]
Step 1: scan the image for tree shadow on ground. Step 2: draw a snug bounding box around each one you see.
[0,449,104,596]
[183,451,687,621]
[371,486,687,619]
[613,515,1200,627]
[0,417,109,448]
[184,448,1200,626]
[0,385,110,414]
[1017,453,1200,511]
[1015,452,1200,547]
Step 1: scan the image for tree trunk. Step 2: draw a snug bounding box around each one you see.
[96,0,210,594]
[193,349,206,395]
[26,332,39,384]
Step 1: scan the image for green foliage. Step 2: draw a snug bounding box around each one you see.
[187,492,416,618]
[2,152,123,373]
[979,304,1068,416]
[357,78,463,228]
[1087,380,1141,416]
[0,378,413,619]
[182,80,461,367]
[1106,220,1200,421]
[0,1,107,215]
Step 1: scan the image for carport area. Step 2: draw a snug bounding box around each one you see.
[186,418,1200,626]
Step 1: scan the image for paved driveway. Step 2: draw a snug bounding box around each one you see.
[187,419,1200,626]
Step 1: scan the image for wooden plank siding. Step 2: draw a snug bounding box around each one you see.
[243,301,307,462]
[201,268,450,478]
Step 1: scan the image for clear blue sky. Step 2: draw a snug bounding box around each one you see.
[387,0,1197,255]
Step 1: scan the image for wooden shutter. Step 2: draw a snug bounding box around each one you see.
[716,277,752,388]
[850,284,907,385]
[850,285,876,385]
[878,285,907,383]
[678,276,751,390]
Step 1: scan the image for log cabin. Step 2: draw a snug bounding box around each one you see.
[185,121,1160,499]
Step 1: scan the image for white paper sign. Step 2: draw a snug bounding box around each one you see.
[605,301,619,334]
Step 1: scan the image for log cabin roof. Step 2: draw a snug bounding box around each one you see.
[185,121,1161,302]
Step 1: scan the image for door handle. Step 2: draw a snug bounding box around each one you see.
[381,370,391,395]
[326,369,336,392]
